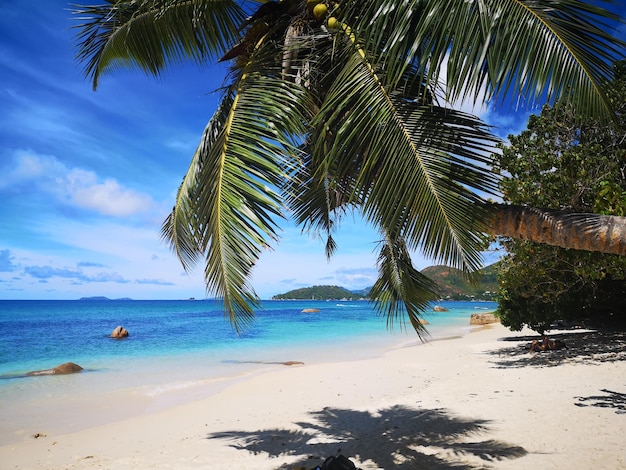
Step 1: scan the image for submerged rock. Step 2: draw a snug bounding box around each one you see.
[27,362,83,376]
[301,308,320,313]
[433,305,449,312]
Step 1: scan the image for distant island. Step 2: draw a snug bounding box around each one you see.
[272,263,499,301]
[272,285,367,301]
[78,296,133,301]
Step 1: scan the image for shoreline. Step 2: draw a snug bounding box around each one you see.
[2,322,625,469]
[0,320,474,446]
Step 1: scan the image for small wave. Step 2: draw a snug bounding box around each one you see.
[0,373,29,380]
[143,380,200,397]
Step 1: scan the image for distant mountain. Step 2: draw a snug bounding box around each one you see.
[349,287,371,297]
[272,285,367,300]
[421,263,499,301]
[272,263,499,301]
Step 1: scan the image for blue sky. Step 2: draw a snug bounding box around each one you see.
[0,1,621,300]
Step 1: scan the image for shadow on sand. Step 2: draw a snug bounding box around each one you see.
[487,329,626,415]
[575,389,626,414]
[487,329,626,369]
[207,405,527,469]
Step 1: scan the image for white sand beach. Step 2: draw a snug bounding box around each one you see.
[1,323,625,469]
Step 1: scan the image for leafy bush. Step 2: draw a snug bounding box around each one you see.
[495,61,626,333]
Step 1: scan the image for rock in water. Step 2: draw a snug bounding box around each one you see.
[110,326,129,338]
[470,313,500,325]
[27,362,83,376]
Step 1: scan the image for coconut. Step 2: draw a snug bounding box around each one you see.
[327,16,339,30]
[306,0,322,10]
[313,3,328,20]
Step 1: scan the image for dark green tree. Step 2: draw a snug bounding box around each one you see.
[495,61,626,333]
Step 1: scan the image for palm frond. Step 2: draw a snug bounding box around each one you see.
[369,233,440,336]
[313,44,499,272]
[279,29,362,259]
[285,150,355,260]
[72,0,246,89]
[346,0,625,118]
[161,38,312,330]
[161,93,234,272]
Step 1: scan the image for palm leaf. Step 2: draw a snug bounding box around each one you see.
[161,93,235,273]
[72,0,246,89]
[313,45,499,273]
[346,0,625,117]
[369,233,440,337]
[162,38,312,330]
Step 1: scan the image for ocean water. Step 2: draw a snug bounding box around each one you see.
[0,299,496,443]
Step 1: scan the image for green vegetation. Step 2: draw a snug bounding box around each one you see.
[495,61,626,333]
[422,264,498,301]
[272,263,498,301]
[272,285,366,300]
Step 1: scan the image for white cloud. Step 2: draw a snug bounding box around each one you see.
[62,168,153,217]
[5,150,155,217]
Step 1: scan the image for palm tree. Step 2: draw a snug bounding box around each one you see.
[72,0,625,333]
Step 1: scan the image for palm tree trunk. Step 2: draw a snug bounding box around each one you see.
[486,204,626,256]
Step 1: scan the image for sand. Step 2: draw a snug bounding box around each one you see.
[1,323,625,469]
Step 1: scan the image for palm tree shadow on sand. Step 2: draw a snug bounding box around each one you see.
[207,405,527,469]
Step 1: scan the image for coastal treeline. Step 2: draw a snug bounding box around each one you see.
[495,61,626,333]
[421,265,498,301]
[273,264,498,301]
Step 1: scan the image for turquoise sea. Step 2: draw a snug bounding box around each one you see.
[0,299,496,444]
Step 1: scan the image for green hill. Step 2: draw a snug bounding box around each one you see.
[272,263,499,301]
[421,263,498,301]
[272,285,366,300]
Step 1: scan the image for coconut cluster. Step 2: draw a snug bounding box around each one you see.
[306,0,347,35]
[307,0,332,23]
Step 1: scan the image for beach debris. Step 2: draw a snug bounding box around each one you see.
[529,337,566,352]
[27,362,83,376]
[32,433,46,439]
[110,325,129,338]
[302,308,320,313]
[433,305,449,312]
[470,313,500,325]
[318,455,358,470]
